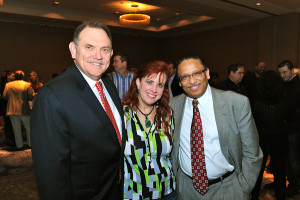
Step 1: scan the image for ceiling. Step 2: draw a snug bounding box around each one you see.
[1,0,300,36]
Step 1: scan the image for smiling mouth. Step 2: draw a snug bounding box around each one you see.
[188,83,200,90]
[89,61,105,66]
[148,93,156,98]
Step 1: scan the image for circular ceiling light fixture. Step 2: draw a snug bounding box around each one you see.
[119,3,150,26]
[119,13,150,26]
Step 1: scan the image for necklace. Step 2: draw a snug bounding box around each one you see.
[137,105,154,128]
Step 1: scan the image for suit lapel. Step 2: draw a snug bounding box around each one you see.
[69,65,121,146]
[174,94,186,147]
[211,88,229,160]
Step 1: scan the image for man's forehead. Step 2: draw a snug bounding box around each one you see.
[237,67,244,71]
[113,55,121,60]
[179,59,203,68]
[279,65,290,71]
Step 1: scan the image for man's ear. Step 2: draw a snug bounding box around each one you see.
[69,42,76,59]
[206,68,210,80]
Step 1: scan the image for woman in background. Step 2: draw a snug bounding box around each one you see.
[29,71,43,94]
[122,61,176,200]
[28,71,43,109]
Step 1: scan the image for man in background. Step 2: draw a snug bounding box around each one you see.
[168,61,184,98]
[110,52,134,100]
[3,70,34,150]
[0,71,15,147]
[243,61,266,105]
[277,60,300,198]
[216,63,247,95]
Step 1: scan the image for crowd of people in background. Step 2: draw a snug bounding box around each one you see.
[0,20,300,200]
[0,70,44,150]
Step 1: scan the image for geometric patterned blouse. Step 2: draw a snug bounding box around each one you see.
[123,106,176,200]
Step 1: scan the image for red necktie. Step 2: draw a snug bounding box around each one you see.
[95,82,122,146]
[191,99,208,195]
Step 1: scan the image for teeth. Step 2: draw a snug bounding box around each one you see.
[89,62,103,66]
[190,85,199,90]
[148,94,155,97]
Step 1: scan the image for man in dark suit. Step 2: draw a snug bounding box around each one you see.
[31,21,125,200]
[277,60,300,198]
[169,55,262,199]
[216,63,247,96]
[167,61,184,98]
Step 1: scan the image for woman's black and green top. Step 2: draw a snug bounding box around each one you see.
[123,106,176,200]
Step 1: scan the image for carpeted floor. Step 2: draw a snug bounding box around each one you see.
[0,147,39,200]
[0,117,299,200]
[0,148,33,177]
[0,171,39,200]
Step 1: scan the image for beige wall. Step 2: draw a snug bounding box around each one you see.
[0,21,161,82]
[161,22,259,81]
[1,13,300,83]
[259,13,300,70]
[0,21,74,82]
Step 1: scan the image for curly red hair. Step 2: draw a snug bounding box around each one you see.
[123,61,172,137]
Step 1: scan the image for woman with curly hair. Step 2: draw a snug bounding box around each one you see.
[122,61,177,200]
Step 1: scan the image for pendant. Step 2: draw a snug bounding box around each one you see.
[145,118,151,128]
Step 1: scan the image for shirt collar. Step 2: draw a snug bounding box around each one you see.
[114,70,132,78]
[187,84,212,109]
[76,64,104,89]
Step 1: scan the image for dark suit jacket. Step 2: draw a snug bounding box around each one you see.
[216,78,247,96]
[170,74,184,97]
[31,65,125,200]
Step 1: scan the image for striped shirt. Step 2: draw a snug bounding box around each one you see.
[110,71,134,99]
[123,106,176,200]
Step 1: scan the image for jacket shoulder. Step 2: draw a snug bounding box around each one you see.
[169,93,185,107]
[212,87,248,105]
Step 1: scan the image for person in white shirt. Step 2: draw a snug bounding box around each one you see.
[169,55,263,200]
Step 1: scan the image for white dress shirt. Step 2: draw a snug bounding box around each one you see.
[179,85,233,179]
[78,66,122,138]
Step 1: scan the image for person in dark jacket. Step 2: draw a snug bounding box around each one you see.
[251,70,288,200]
[0,71,15,147]
[277,60,300,198]
[216,63,247,95]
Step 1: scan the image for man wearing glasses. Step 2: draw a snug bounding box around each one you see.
[169,55,262,199]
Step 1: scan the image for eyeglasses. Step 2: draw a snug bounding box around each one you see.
[178,68,207,83]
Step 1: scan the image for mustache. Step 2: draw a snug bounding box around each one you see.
[186,83,201,88]
[88,60,106,65]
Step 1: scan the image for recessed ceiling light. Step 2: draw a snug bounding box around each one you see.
[256,2,261,6]
[52,1,60,5]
